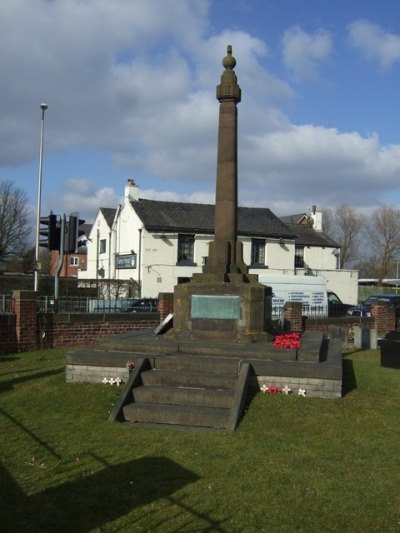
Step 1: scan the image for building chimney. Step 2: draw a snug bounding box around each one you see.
[309,205,322,231]
[125,179,139,202]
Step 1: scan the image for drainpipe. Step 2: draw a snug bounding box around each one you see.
[138,228,142,297]
[112,204,121,281]
[108,230,112,299]
[96,229,100,298]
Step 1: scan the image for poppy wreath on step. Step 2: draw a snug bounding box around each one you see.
[272,333,301,349]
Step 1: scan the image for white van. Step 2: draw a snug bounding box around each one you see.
[258,274,328,318]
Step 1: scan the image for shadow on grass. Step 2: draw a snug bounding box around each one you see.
[342,358,357,396]
[0,407,62,459]
[1,456,201,532]
[0,368,64,393]
[0,356,20,364]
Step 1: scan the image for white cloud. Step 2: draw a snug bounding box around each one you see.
[0,0,210,164]
[348,19,400,69]
[239,126,400,212]
[1,1,400,222]
[282,26,332,81]
[139,188,215,205]
[47,179,120,221]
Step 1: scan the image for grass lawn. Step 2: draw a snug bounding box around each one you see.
[1,347,400,532]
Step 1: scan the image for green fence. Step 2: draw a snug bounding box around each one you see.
[358,285,400,302]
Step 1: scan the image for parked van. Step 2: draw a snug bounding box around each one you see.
[258,274,337,318]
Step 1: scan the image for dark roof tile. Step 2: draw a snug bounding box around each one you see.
[99,207,117,228]
[132,199,296,239]
[285,223,340,247]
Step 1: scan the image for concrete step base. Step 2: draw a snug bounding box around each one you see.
[133,384,234,408]
[123,402,230,429]
[141,368,237,390]
[155,354,240,373]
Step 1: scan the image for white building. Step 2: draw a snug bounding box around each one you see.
[78,180,358,304]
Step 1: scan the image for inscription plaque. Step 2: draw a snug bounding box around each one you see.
[191,295,240,320]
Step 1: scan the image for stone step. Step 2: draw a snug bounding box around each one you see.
[154,354,241,373]
[141,368,237,390]
[123,402,230,429]
[133,385,234,408]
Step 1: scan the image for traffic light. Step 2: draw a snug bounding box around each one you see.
[66,213,85,253]
[39,213,61,250]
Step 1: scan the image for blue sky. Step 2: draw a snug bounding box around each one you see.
[1,0,400,230]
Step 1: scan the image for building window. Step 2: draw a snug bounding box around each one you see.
[251,239,265,266]
[178,277,191,284]
[99,239,106,254]
[295,246,304,268]
[177,234,195,264]
[69,257,79,266]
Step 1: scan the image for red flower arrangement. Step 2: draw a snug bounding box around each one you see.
[126,360,136,371]
[266,386,282,394]
[273,333,301,349]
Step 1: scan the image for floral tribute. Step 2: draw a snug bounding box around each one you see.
[126,360,136,371]
[261,384,306,396]
[261,384,282,394]
[102,377,124,386]
[272,333,301,349]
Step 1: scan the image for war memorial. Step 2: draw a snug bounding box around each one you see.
[67,47,342,430]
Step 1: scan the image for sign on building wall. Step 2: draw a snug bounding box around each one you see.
[116,254,137,269]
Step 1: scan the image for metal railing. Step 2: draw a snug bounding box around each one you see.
[270,303,351,319]
[38,296,92,313]
[37,296,155,313]
[271,304,328,319]
[0,294,352,318]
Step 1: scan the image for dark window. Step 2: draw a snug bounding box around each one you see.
[251,239,265,266]
[69,256,79,266]
[99,239,106,254]
[177,277,191,284]
[295,246,304,268]
[177,234,194,264]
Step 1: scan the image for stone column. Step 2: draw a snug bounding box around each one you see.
[204,45,247,277]
[172,46,271,342]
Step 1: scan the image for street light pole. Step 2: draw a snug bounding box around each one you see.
[34,103,48,293]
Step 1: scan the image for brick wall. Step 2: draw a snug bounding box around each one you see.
[38,313,159,350]
[370,303,396,332]
[0,290,159,355]
[13,290,38,352]
[283,302,303,332]
[0,314,16,354]
[1,291,398,356]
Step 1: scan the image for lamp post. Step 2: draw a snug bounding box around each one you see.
[34,103,48,293]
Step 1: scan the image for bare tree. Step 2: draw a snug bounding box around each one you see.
[0,180,30,260]
[367,206,400,281]
[322,204,364,268]
[322,208,333,235]
[98,278,140,299]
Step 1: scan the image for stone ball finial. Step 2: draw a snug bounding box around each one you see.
[222,45,236,70]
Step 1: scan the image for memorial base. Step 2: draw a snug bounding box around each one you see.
[171,278,272,343]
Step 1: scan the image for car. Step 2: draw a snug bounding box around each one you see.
[125,298,159,313]
[347,294,400,317]
[327,290,354,317]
